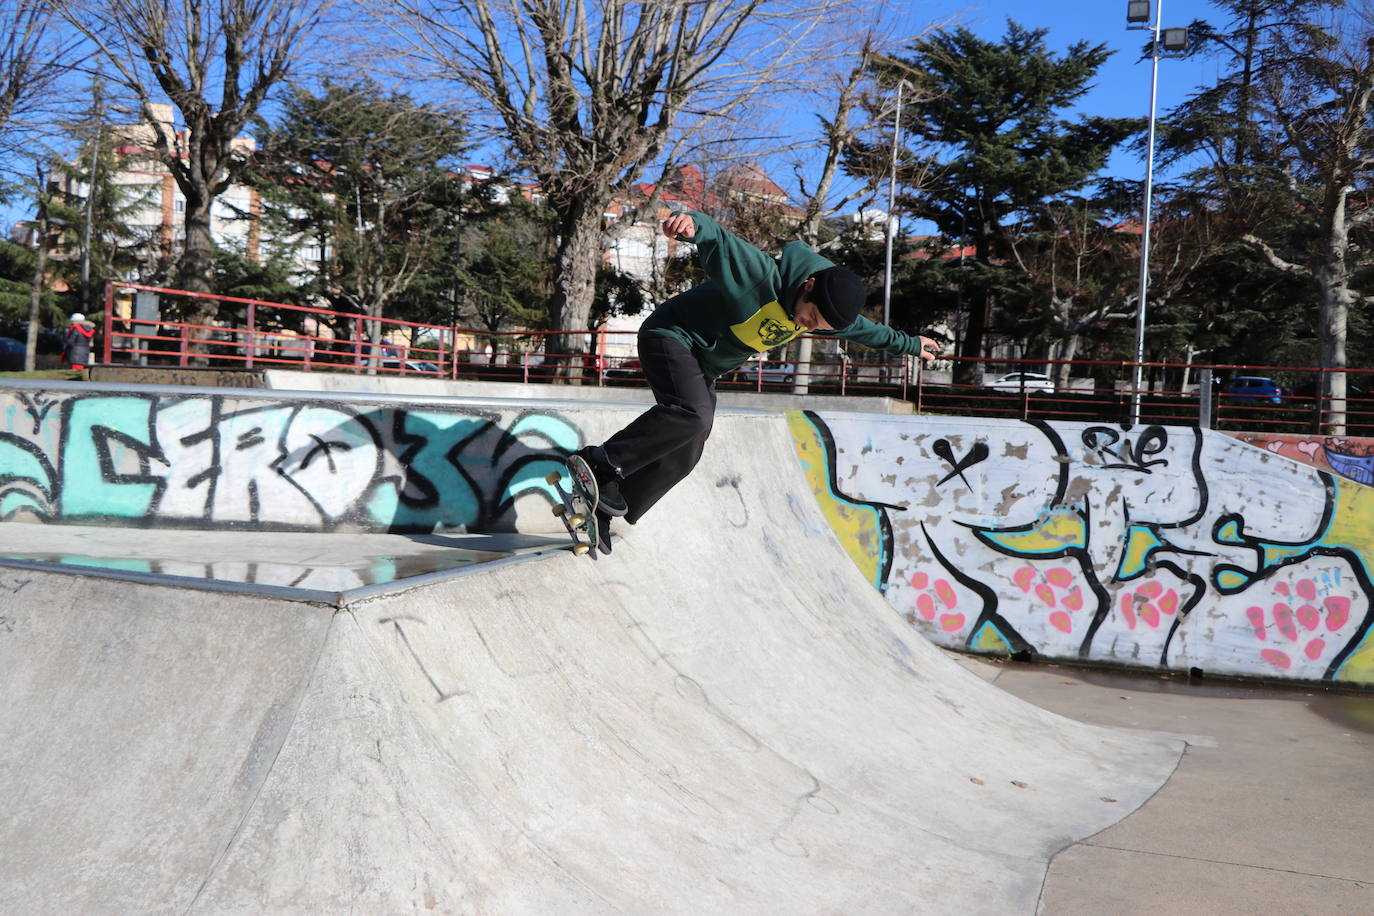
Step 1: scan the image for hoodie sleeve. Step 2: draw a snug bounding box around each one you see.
[830,315,927,356]
[682,210,779,297]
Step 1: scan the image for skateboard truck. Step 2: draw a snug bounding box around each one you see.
[546,454,601,559]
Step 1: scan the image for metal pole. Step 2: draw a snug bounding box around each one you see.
[1131,0,1164,427]
[882,80,907,329]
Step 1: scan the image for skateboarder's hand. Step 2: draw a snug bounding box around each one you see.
[661,213,696,240]
[917,336,944,364]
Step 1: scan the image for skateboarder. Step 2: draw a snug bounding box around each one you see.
[574,209,943,554]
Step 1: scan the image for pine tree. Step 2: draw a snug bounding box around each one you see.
[871,23,1140,380]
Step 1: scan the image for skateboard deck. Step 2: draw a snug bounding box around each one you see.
[546,454,600,559]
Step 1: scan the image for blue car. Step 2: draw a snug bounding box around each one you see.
[1223,376,1283,405]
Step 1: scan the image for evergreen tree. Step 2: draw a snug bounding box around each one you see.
[866,23,1140,381]
[250,78,471,350]
[46,86,159,312]
[452,194,554,349]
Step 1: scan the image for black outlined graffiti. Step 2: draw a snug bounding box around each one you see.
[807,411,1374,683]
[0,390,581,533]
[933,439,989,488]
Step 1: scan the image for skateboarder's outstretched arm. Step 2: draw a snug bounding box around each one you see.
[662,211,778,301]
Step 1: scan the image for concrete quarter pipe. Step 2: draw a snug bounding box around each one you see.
[0,410,1183,913]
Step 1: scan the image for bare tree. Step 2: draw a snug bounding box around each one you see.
[1238,8,1374,433]
[60,0,332,336]
[384,0,845,375]
[0,1,71,137]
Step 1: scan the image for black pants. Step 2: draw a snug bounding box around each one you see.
[602,333,718,523]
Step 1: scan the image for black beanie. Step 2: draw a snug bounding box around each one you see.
[810,267,865,329]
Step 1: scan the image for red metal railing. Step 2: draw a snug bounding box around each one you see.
[99,280,1374,434]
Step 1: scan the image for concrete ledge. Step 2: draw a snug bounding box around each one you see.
[261,368,915,414]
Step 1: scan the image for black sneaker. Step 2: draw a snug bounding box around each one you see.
[594,510,614,556]
[576,446,628,517]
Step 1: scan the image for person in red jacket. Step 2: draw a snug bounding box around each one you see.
[62,313,95,370]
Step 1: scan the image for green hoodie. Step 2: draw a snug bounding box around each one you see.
[641,210,928,381]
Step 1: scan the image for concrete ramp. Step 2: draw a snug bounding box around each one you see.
[0,412,1182,912]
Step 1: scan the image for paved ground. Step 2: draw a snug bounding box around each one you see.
[954,656,1374,914]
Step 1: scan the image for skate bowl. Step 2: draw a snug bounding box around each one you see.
[0,380,1184,913]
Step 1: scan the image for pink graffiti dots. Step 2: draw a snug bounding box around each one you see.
[1249,579,1342,670]
[1296,604,1320,632]
[916,593,936,620]
[1272,604,1299,642]
[1261,649,1293,670]
[1046,567,1073,589]
[1247,606,1267,640]
[1014,565,1084,634]
[1325,596,1351,631]
[909,571,966,632]
[1118,581,1180,631]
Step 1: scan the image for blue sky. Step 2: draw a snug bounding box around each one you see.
[3,0,1227,230]
[913,0,1223,179]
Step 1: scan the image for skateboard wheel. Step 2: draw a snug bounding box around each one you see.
[573,543,590,556]
[552,504,567,517]
[545,470,562,485]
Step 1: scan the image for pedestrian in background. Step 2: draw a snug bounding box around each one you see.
[62,313,95,370]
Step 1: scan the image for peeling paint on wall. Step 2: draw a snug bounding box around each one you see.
[794,411,1374,686]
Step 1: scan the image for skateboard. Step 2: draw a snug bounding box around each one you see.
[546,454,600,559]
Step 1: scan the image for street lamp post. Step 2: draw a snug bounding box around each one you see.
[1126,0,1187,426]
[881,79,910,329]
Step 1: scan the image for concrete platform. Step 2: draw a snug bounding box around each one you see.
[957,657,1374,914]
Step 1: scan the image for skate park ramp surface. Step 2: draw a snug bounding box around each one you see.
[0,408,1184,913]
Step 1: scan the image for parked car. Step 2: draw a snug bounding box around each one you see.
[0,337,26,371]
[381,359,440,374]
[982,371,1053,392]
[733,359,797,385]
[604,358,643,378]
[1222,376,1283,405]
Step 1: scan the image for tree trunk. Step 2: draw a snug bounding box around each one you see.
[25,200,49,373]
[1317,270,1351,435]
[1318,187,1353,435]
[547,195,606,381]
[177,193,217,366]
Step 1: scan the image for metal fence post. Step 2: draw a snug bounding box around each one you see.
[245,302,256,369]
[1198,369,1214,429]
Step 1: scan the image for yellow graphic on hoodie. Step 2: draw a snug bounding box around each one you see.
[730,300,805,352]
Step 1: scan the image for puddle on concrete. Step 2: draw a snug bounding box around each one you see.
[0,547,518,593]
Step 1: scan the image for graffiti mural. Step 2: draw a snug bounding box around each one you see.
[796,410,1374,685]
[1232,432,1374,487]
[0,389,581,533]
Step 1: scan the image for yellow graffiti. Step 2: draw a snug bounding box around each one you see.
[1321,480,1374,553]
[972,622,1013,655]
[786,412,885,589]
[980,508,1086,555]
[1305,481,1374,683]
[1337,637,1374,683]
